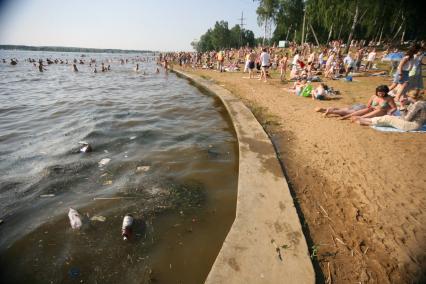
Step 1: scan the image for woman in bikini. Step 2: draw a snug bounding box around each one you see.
[340,85,396,120]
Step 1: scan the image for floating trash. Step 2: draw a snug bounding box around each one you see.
[39,194,55,198]
[90,215,106,222]
[122,214,134,241]
[136,166,151,172]
[68,267,80,278]
[68,208,82,229]
[98,158,111,167]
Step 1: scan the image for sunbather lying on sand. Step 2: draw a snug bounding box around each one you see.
[354,89,426,131]
[315,103,367,117]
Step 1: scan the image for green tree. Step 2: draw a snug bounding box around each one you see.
[255,0,280,45]
[211,21,231,50]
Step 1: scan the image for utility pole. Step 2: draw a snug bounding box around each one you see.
[237,11,246,47]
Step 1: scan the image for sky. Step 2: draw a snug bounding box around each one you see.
[0,0,263,51]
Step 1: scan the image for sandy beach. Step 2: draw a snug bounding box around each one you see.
[177,67,426,283]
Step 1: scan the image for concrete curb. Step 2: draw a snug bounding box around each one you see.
[173,70,315,284]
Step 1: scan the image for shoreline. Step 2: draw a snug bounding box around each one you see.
[175,67,426,283]
[173,69,315,283]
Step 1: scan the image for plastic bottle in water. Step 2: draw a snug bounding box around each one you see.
[122,214,134,240]
[68,208,82,229]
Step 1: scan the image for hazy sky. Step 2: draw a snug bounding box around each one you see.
[0,0,263,51]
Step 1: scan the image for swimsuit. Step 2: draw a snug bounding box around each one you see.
[370,100,389,110]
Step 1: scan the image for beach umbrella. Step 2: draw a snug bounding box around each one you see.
[383,52,404,61]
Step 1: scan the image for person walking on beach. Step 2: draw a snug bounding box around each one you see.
[279,53,288,82]
[248,50,256,79]
[259,48,270,82]
[365,48,376,71]
[217,50,225,72]
[343,52,355,77]
[389,44,421,108]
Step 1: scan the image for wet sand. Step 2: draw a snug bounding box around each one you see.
[179,67,426,283]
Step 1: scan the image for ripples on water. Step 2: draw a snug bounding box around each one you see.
[0,50,238,283]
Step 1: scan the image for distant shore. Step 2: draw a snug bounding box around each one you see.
[0,44,154,54]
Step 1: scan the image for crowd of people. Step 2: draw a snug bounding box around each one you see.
[2,39,425,132]
[159,40,425,131]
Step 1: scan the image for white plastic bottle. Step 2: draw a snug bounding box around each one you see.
[121,214,134,240]
[68,208,82,229]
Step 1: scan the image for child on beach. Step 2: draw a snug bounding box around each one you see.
[279,53,288,82]
[311,83,328,100]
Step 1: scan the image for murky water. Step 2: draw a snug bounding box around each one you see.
[0,50,238,283]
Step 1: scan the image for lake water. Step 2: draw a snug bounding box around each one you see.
[0,50,238,283]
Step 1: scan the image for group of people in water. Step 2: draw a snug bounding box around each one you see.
[2,55,160,75]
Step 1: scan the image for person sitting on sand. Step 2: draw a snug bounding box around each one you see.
[340,85,397,120]
[355,89,426,131]
[10,59,17,65]
[295,79,308,96]
[311,83,328,100]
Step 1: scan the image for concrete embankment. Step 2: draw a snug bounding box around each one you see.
[173,70,315,284]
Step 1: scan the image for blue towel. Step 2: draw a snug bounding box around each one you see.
[371,124,426,133]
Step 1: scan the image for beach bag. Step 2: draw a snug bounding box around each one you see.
[301,85,313,97]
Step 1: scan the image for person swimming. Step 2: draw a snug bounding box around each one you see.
[38,62,46,72]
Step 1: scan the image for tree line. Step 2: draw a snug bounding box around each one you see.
[256,0,424,49]
[191,21,257,52]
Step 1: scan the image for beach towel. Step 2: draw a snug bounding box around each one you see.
[301,85,313,97]
[371,124,426,133]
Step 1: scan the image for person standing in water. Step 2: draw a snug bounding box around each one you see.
[38,60,46,72]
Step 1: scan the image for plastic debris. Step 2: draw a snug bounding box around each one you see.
[79,143,92,153]
[136,166,150,172]
[90,215,106,222]
[130,136,137,140]
[103,180,113,185]
[98,158,111,167]
[68,208,83,229]
[68,267,80,278]
[40,194,55,198]
[122,214,134,240]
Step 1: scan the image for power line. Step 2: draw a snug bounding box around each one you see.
[237,11,246,29]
